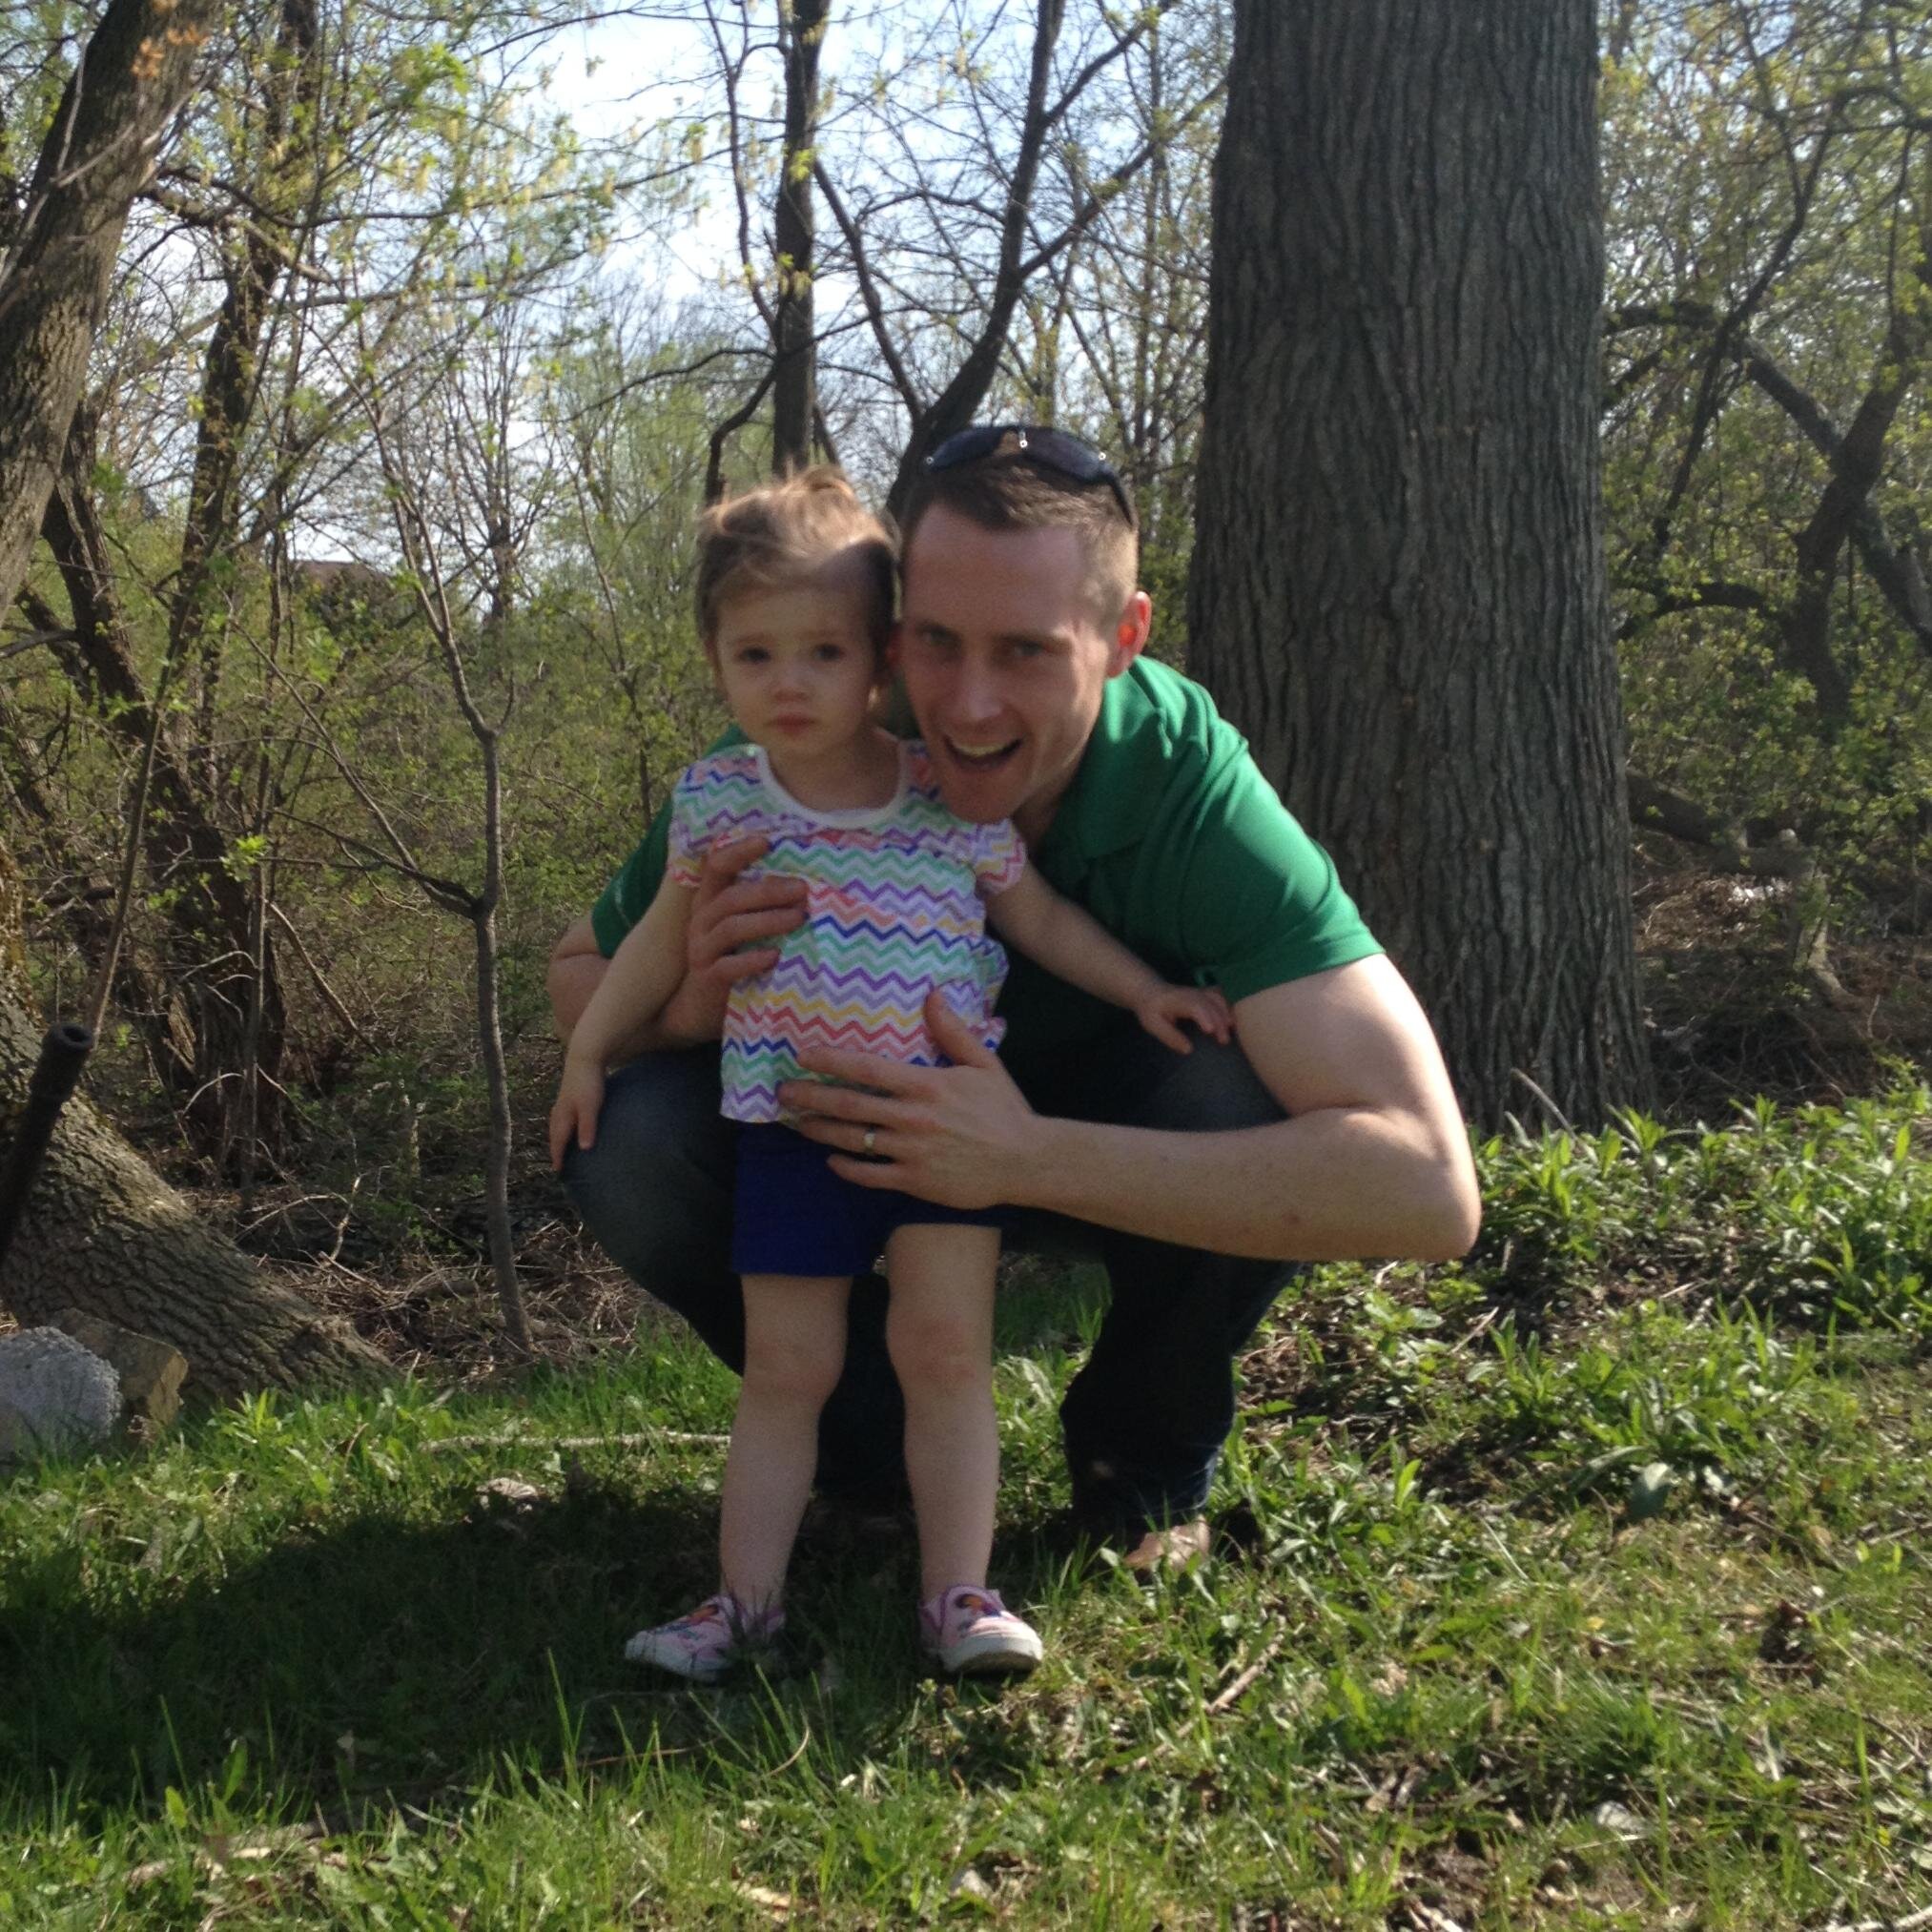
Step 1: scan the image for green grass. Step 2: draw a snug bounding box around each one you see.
[4,1088,1929,1928]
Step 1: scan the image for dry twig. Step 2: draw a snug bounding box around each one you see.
[422,1429,729,1455]
[1207,1622,1290,1715]
[1813,1908,1932,1932]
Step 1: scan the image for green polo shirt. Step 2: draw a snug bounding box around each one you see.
[588,658,1382,1058]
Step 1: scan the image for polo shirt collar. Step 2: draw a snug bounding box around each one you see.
[1036,666,1166,870]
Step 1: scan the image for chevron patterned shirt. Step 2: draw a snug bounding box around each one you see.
[666,741,1027,1123]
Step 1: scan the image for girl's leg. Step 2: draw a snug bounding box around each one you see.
[720,1273,852,1613]
[883,1224,1000,1601]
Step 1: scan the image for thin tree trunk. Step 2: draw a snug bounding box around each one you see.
[472,894,527,1354]
[0,0,222,617]
[358,363,530,1352]
[882,0,1070,517]
[771,0,827,476]
[37,418,289,1153]
[172,0,320,775]
[1188,0,1650,1129]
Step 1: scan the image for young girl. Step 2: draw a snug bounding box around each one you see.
[549,470,1227,1680]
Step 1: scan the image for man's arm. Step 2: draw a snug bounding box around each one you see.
[1022,957,1479,1260]
[778,955,1480,1264]
[547,915,608,1039]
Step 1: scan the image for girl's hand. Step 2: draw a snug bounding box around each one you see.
[548,1056,606,1169]
[1134,983,1234,1054]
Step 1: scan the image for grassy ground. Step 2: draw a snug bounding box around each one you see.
[3,1089,1929,1929]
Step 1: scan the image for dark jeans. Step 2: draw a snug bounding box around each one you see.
[561,1022,1295,1533]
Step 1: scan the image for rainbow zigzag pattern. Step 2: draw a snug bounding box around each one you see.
[667,744,1024,1122]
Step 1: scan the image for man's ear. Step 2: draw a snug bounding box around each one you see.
[1107,590,1153,676]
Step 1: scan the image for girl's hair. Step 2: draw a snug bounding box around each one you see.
[694,467,896,655]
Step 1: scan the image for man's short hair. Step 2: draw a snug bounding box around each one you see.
[693,466,896,655]
[898,434,1140,624]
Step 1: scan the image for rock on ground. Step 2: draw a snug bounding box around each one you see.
[0,1326,121,1463]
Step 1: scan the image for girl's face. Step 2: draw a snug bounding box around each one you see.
[709,576,881,767]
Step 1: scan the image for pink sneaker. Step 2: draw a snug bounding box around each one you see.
[624,1594,783,1681]
[919,1585,1043,1677]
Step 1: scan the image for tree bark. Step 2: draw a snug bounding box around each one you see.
[0,983,390,1402]
[1188,0,1650,1130]
[770,0,826,476]
[0,0,222,618]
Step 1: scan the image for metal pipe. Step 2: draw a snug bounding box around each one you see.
[0,1022,93,1279]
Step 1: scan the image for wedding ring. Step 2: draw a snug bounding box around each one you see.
[862,1126,877,1157]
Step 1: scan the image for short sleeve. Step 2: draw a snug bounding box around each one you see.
[666,773,706,891]
[589,727,749,956]
[590,816,669,957]
[971,819,1027,897]
[1171,745,1381,1003]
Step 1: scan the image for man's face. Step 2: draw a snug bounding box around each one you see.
[896,506,1145,842]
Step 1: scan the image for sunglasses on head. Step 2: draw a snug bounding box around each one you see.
[924,422,1136,529]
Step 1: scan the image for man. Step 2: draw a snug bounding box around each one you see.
[548,425,1479,1570]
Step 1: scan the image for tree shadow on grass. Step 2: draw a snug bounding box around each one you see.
[0,1468,931,1831]
[0,1263,1111,1831]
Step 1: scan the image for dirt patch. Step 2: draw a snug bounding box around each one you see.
[282,1212,658,1383]
[1634,840,1932,1119]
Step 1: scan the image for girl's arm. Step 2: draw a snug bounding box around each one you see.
[548,875,696,1166]
[984,862,1231,1054]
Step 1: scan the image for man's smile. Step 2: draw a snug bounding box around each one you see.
[940,732,1022,770]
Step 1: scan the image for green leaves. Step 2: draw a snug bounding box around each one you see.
[1474,1084,1932,1336]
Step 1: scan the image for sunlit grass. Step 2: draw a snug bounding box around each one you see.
[3,1089,1927,1927]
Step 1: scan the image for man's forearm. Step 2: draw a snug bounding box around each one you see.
[549,953,716,1058]
[548,950,606,1041]
[1013,1107,1480,1264]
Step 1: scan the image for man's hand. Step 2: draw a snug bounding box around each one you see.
[1135,983,1233,1054]
[653,837,807,1046]
[780,993,1043,1210]
[548,1054,606,1170]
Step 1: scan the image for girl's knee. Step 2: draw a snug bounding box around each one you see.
[887,1313,988,1397]
[744,1331,847,1408]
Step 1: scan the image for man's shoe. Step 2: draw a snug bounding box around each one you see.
[1116,1518,1211,1575]
[919,1585,1044,1676]
[624,1593,782,1681]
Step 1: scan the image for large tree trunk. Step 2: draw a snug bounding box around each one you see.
[0,0,222,618]
[1187,0,1650,1129]
[0,840,385,1399]
[0,981,391,1400]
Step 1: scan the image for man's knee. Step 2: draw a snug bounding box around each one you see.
[1125,1033,1285,1135]
[1003,1031,1285,1262]
[561,1051,732,1282]
[1013,1025,1285,1137]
